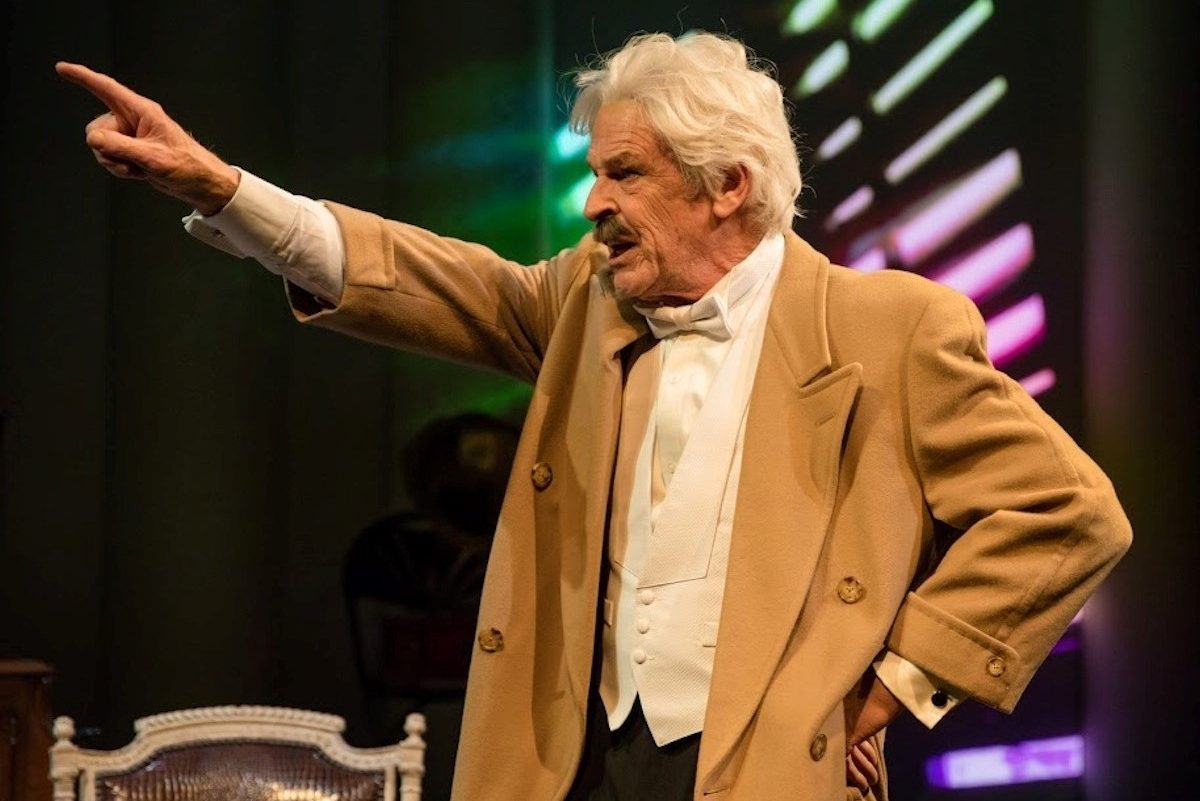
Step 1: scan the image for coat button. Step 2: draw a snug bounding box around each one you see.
[837,577,865,604]
[809,733,827,761]
[531,461,553,491]
[477,627,504,653]
[986,657,1006,677]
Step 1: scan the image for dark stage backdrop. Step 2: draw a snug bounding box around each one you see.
[1,1,1195,800]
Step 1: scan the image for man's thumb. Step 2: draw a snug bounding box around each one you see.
[87,129,151,170]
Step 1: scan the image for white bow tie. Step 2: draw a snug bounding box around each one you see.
[636,295,733,341]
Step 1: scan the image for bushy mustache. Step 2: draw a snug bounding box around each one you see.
[594,216,635,248]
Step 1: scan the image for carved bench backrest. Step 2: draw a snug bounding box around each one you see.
[49,706,426,801]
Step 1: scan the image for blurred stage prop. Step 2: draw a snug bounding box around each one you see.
[0,660,54,801]
[346,414,519,700]
[49,706,426,801]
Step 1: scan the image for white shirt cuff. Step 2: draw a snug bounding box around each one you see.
[873,651,961,729]
[182,168,345,304]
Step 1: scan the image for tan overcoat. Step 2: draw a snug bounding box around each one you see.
[290,203,1131,801]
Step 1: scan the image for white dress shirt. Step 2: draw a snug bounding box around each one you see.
[601,234,783,744]
[182,169,962,730]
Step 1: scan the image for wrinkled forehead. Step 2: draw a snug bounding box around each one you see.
[585,100,672,169]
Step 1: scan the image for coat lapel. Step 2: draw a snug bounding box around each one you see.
[697,234,863,789]
[557,263,648,705]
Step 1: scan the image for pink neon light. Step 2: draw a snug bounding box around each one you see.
[1019,367,1056,397]
[986,294,1044,367]
[826,186,875,231]
[926,735,1084,789]
[931,223,1034,302]
[849,246,887,272]
[892,149,1022,266]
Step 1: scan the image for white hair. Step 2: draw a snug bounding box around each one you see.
[570,32,802,234]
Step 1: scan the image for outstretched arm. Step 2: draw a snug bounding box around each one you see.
[56,62,238,215]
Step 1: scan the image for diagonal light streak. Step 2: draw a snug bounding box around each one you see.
[794,40,850,98]
[892,149,1023,266]
[1018,368,1056,398]
[816,117,863,162]
[783,0,838,36]
[986,294,1045,367]
[929,222,1033,302]
[886,76,1008,184]
[853,0,916,42]
[870,0,994,115]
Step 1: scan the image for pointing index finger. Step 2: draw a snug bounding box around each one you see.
[56,61,153,120]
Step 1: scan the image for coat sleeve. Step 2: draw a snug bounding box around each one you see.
[284,201,596,384]
[885,288,1131,712]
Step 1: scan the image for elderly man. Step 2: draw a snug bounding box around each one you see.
[59,31,1129,801]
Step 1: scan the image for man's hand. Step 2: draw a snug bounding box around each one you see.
[56,62,239,215]
[843,673,904,795]
[846,739,881,796]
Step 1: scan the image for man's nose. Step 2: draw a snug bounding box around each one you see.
[582,177,614,222]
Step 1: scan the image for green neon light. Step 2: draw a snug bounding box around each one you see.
[552,124,589,162]
[853,0,915,42]
[870,0,994,115]
[794,40,849,98]
[471,381,534,416]
[558,173,595,221]
[885,76,1008,184]
[782,0,838,35]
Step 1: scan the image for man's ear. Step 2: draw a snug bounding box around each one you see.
[712,164,752,220]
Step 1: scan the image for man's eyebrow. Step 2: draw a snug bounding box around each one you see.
[589,152,642,172]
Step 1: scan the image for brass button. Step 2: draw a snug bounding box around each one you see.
[837,577,865,604]
[477,627,504,653]
[809,733,827,761]
[531,461,553,491]
[986,657,1006,677]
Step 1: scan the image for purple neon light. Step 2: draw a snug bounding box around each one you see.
[986,294,1045,367]
[1051,631,1081,655]
[892,149,1023,266]
[849,246,887,272]
[930,223,1034,302]
[925,735,1084,789]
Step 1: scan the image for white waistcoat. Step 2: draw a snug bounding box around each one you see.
[599,235,784,746]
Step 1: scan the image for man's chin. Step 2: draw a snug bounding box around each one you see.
[608,268,650,303]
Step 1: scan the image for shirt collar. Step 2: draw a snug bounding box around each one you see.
[635,233,784,340]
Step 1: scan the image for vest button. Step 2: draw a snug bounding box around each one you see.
[809,733,827,761]
[632,648,647,664]
[638,589,655,605]
[636,618,650,634]
[837,577,865,604]
[477,627,504,653]
[530,461,553,491]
